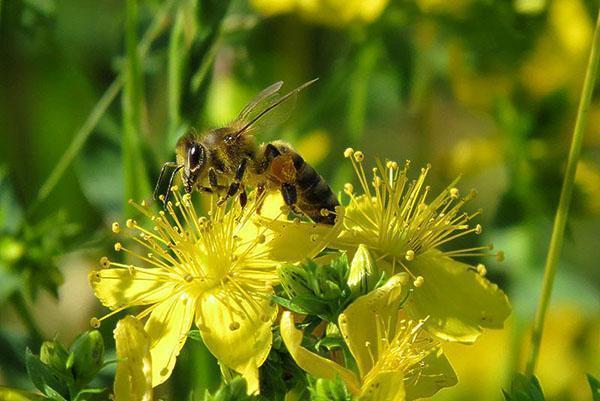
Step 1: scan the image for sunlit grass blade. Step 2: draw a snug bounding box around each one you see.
[122,0,151,208]
[525,7,600,376]
[35,0,175,207]
[167,6,187,147]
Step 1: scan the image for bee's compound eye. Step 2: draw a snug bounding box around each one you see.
[188,144,204,169]
[224,134,235,144]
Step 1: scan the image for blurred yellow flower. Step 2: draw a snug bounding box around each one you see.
[333,150,511,343]
[520,0,592,98]
[251,0,389,27]
[114,316,152,401]
[281,274,457,400]
[89,189,340,392]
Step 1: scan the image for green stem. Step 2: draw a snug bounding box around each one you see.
[525,7,600,376]
[34,0,175,207]
[11,292,43,346]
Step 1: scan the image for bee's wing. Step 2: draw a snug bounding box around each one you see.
[234,78,318,137]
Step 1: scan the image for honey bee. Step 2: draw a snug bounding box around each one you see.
[154,79,339,224]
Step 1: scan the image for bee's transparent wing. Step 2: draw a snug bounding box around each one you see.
[234,78,318,137]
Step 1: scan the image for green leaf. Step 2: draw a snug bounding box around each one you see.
[588,374,600,401]
[308,376,354,401]
[25,348,69,399]
[0,167,24,233]
[502,374,545,401]
[73,388,111,401]
[40,341,70,375]
[201,376,257,401]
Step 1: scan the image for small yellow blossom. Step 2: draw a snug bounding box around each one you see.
[89,189,342,392]
[251,0,389,27]
[333,151,511,342]
[114,316,152,401]
[281,274,457,400]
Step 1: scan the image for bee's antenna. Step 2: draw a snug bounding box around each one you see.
[154,162,182,205]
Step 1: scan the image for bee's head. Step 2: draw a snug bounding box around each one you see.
[175,130,207,194]
[182,142,206,193]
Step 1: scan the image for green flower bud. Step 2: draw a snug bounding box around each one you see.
[68,330,104,384]
[40,341,69,374]
[347,244,379,297]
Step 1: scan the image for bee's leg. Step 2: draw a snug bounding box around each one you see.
[154,162,180,204]
[221,158,248,205]
[255,183,266,214]
[260,143,281,172]
[239,184,248,208]
[281,183,302,215]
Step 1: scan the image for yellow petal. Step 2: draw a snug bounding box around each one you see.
[338,274,409,377]
[195,289,276,394]
[359,371,405,401]
[144,293,195,387]
[89,268,176,309]
[403,348,457,401]
[0,388,45,401]
[280,312,362,395]
[256,205,345,262]
[406,249,511,343]
[114,316,152,401]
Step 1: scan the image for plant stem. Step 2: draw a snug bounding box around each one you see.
[35,0,175,207]
[525,7,600,376]
[11,292,43,346]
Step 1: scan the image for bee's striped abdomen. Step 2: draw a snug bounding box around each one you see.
[290,152,339,225]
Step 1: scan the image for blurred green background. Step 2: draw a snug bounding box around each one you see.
[1,0,599,400]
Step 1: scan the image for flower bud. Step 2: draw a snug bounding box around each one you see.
[347,244,379,297]
[68,330,105,384]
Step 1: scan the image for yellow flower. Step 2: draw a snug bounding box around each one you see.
[281,274,457,400]
[333,150,511,343]
[114,316,152,401]
[251,0,389,27]
[89,189,341,392]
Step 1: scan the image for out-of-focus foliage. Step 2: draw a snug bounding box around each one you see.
[1,0,599,399]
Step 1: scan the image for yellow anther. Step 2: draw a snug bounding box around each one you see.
[256,234,266,244]
[475,224,482,235]
[476,264,487,276]
[450,188,459,199]
[353,151,364,162]
[184,274,193,282]
[90,317,101,328]
[100,256,110,268]
[386,160,398,170]
[344,148,354,158]
[114,242,122,251]
[126,219,136,228]
[344,183,354,194]
[373,176,382,187]
[140,200,147,207]
[405,250,415,261]
[170,185,179,192]
[229,321,240,331]
[111,222,121,234]
[496,251,505,262]
[320,208,330,217]
[413,276,424,287]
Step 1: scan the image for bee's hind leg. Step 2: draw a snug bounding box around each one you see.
[281,183,303,216]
